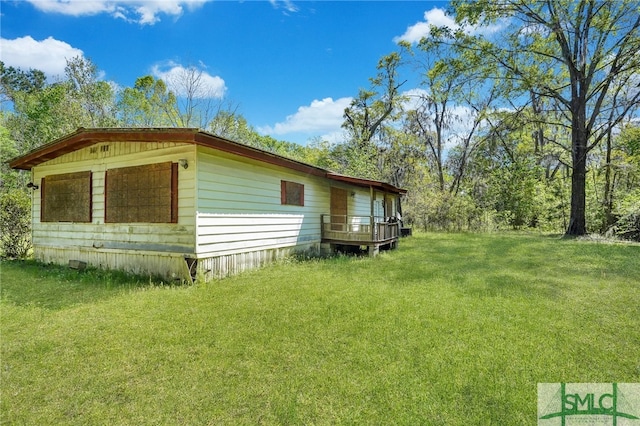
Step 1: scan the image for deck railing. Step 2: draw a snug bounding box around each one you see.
[321,215,399,244]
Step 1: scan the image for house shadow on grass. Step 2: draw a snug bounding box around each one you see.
[0,259,173,310]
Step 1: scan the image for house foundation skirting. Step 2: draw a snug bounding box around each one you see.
[195,242,321,281]
[34,245,192,282]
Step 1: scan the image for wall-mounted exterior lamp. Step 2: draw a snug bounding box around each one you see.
[27,182,39,190]
[178,159,189,169]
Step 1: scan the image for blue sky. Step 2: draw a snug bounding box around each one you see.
[0,1,454,145]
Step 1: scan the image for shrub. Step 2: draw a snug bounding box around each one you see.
[0,189,32,258]
[613,202,640,242]
[404,190,490,232]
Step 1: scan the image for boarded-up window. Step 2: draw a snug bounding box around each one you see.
[281,180,304,206]
[41,171,92,222]
[105,162,178,223]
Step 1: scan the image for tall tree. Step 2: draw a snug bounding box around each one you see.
[161,65,226,128]
[3,82,82,153]
[439,0,640,235]
[1,58,118,155]
[403,48,497,195]
[65,56,118,127]
[118,75,176,127]
[342,53,408,180]
[343,53,406,147]
[0,62,46,105]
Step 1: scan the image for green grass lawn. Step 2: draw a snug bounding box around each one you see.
[1,233,639,425]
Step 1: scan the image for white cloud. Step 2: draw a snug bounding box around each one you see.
[27,0,114,16]
[394,7,505,44]
[399,87,486,152]
[269,0,299,14]
[0,36,84,77]
[258,97,352,136]
[401,88,430,111]
[394,8,457,44]
[152,62,227,99]
[26,0,210,25]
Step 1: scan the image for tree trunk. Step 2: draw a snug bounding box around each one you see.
[600,129,615,233]
[565,126,588,236]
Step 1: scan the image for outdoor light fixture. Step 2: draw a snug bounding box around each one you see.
[179,159,189,169]
[26,182,39,190]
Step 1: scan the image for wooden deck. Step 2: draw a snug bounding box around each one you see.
[321,215,399,255]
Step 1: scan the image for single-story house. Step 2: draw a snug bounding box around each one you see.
[9,128,406,281]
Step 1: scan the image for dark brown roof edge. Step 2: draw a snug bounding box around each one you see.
[326,173,407,194]
[192,130,326,178]
[8,128,199,170]
[9,127,406,194]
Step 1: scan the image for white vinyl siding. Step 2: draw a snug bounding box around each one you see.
[32,223,193,253]
[344,189,398,228]
[195,147,329,257]
[25,136,401,280]
[31,142,197,260]
[374,191,386,219]
[196,214,305,257]
[351,188,373,217]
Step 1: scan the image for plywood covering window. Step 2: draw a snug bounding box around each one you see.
[105,162,178,223]
[281,180,304,206]
[41,171,92,222]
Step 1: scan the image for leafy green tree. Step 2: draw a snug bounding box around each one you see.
[0,61,46,103]
[65,56,118,127]
[402,37,498,194]
[329,139,381,180]
[161,65,227,128]
[209,112,269,148]
[615,124,640,210]
[302,137,340,171]
[206,110,305,160]
[397,35,506,232]
[462,106,572,231]
[0,121,26,190]
[207,108,248,139]
[487,158,541,229]
[343,53,406,147]
[4,82,81,153]
[1,63,69,153]
[605,124,640,239]
[2,58,118,155]
[341,53,408,181]
[438,0,640,236]
[118,75,176,127]
[0,189,31,258]
[378,128,428,189]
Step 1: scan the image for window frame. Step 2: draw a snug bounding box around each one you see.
[40,171,92,223]
[105,162,178,224]
[280,180,304,207]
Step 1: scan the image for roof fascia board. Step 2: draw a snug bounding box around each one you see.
[8,128,405,193]
[193,132,325,178]
[326,173,407,194]
[8,128,200,170]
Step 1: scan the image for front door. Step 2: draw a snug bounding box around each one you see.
[330,187,348,231]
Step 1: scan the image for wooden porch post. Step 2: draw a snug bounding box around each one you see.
[369,185,378,256]
[370,185,375,241]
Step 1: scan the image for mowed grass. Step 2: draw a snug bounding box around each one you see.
[1,233,639,425]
